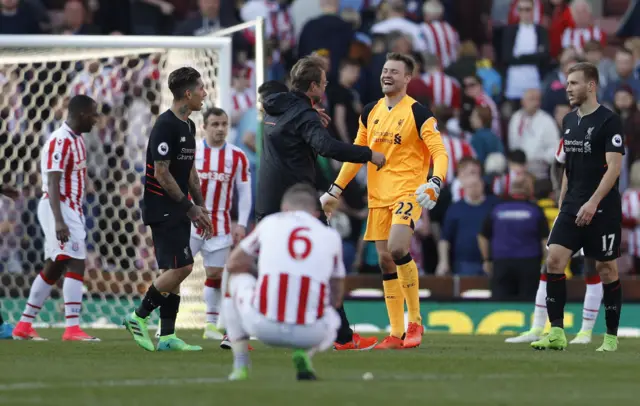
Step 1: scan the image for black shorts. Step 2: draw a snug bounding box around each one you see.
[150,216,193,270]
[548,211,621,261]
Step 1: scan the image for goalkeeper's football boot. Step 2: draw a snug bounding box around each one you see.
[292,350,317,381]
[595,333,618,352]
[374,335,404,350]
[334,333,378,351]
[505,327,543,343]
[156,334,203,352]
[0,323,14,339]
[62,326,101,341]
[531,327,567,350]
[403,322,424,349]
[123,312,154,352]
[203,323,225,340]
[12,322,47,341]
[228,366,249,381]
[569,330,592,344]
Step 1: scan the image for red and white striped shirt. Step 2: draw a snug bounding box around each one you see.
[40,123,87,214]
[69,65,124,108]
[239,210,346,325]
[622,189,640,257]
[418,20,459,68]
[441,134,476,184]
[194,141,250,237]
[449,178,465,202]
[561,26,606,54]
[508,0,544,25]
[422,71,461,109]
[492,169,524,197]
[231,88,255,119]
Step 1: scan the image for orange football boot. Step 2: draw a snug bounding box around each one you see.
[334,333,378,351]
[374,335,404,350]
[402,322,424,349]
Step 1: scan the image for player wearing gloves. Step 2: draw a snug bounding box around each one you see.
[320,53,448,350]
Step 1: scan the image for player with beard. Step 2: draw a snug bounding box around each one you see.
[531,62,624,352]
[124,67,213,352]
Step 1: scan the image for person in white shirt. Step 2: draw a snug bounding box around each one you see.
[222,183,344,381]
[371,0,427,52]
[508,88,559,179]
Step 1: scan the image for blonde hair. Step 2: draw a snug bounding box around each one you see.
[458,40,478,58]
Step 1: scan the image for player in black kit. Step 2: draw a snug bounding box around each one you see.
[531,62,624,352]
[124,67,213,352]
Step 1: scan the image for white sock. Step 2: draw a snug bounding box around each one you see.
[20,273,55,323]
[532,278,547,330]
[204,281,221,325]
[582,280,603,332]
[232,339,250,369]
[63,272,84,327]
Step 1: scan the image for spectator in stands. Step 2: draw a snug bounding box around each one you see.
[129,0,182,35]
[461,74,501,138]
[613,85,640,166]
[561,0,605,55]
[541,47,579,115]
[624,37,640,78]
[548,0,574,58]
[501,0,549,108]
[583,40,617,96]
[370,0,426,53]
[478,174,548,300]
[60,0,99,35]
[0,0,42,34]
[507,88,559,179]
[449,0,491,48]
[439,164,498,276]
[469,104,503,165]
[446,40,479,85]
[420,53,461,110]
[418,1,459,69]
[297,0,353,84]
[602,48,640,107]
[327,59,362,144]
[492,149,527,197]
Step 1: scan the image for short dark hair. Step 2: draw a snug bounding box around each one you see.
[290,56,325,92]
[203,107,227,124]
[457,156,482,175]
[168,67,201,99]
[583,40,603,53]
[386,52,416,75]
[473,105,493,128]
[282,183,318,210]
[68,94,96,116]
[534,178,553,200]
[566,62,599,85]
[508,149,527,165]
[258,80,288,98]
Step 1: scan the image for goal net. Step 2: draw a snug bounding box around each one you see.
[0,24,263,329]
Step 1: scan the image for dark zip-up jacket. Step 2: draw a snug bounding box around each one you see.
[256,91,372,220]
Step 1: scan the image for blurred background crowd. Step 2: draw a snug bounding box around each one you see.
[2,0,640,299]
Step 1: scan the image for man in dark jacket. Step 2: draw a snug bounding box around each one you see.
[256,56,385,221]
[255,57,385,350]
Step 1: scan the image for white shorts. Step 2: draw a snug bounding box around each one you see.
[189,234,231,268]
[37,199,86,261]
[231,275,340,350]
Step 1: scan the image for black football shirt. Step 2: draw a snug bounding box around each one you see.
[141,110,196,225]
[560,105,625,218]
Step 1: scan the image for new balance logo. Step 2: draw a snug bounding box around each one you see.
[180,137,186,142]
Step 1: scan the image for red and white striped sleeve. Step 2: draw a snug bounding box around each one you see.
[43,135,71,173]
[555,138,566,164]
[234,149,252,228]
[239,219,263,256]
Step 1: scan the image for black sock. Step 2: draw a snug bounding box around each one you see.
[546,274,566,328]
[602,279,622,336]
[159,293,180,336]
[136,284,168,318]
[335,304,354,344]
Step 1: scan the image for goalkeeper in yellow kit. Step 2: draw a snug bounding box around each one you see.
[320,53,448,349]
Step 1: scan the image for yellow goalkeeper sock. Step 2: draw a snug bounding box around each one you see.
[382,273,405,338]
[395,253,422,324]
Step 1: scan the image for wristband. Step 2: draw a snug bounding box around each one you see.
[430,177,442,189]
[180,196,194,213]
[327,183,343,198]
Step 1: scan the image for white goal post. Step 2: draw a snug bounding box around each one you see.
[0,18,265,329]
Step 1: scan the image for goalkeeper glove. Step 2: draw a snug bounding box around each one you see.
[319,184,342,218]
[416,177,442,210]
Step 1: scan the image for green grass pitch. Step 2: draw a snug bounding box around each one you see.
[1,330,640,406]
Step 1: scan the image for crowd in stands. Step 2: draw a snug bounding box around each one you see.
[2,0,640,297]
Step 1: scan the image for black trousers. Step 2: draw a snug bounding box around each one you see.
[491,258,541,301]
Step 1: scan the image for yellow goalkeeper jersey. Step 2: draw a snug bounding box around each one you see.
[335,95,448,208]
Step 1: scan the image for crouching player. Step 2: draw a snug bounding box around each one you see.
[222,184,343,381]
